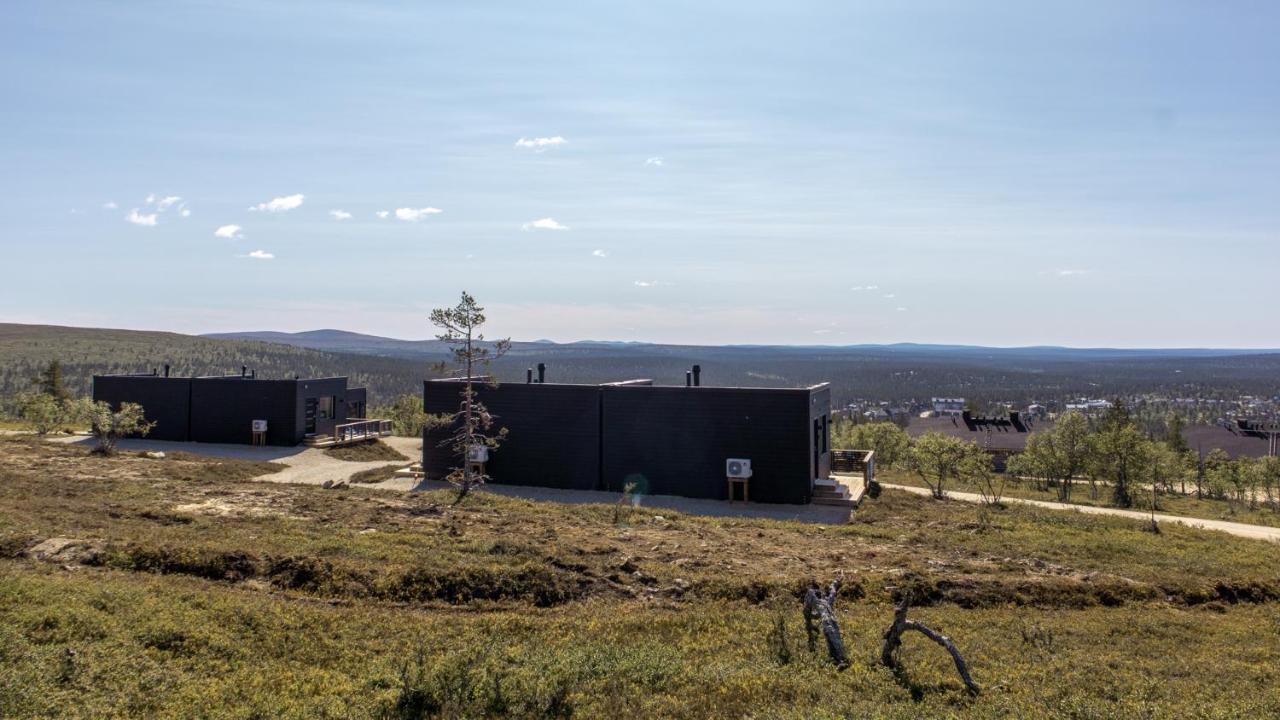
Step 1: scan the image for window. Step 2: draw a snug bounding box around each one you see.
[318,396,334,420]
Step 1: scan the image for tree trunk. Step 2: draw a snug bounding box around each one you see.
[881,596,979,694]
[803,581,849,668]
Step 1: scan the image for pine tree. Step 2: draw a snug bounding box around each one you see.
[36,360,68,400]
[429,292,511,503]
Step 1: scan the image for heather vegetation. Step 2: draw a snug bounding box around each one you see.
[4,436,1280,717]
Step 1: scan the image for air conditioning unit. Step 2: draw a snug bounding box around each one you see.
[467,445,489,463]
[726,458,752,478]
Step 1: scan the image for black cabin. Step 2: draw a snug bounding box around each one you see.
[422,367,832,504]
[92,368,369,446]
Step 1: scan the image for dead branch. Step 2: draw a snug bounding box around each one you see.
[881,595,979,694]
[802,580,849,668]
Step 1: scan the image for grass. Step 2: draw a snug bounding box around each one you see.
[349,465,401,484]
[879,467,1280,528]
[324,440,410,462]
[4,436,1280,717]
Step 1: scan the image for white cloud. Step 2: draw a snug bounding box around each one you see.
[214,224,243,239]
[248,193,305,213]
[126,209,157,226]
[882,293,896,299]
[102,201,118,210]
[329,209,352,221]
[153,195,182,211]
[240,250,275,260]
[395,207,442,222]
[592,249,608,258]
[514,136,566,149]
[896,307,908,312]
[633,280,671,288]
[522,217,569,231]
[850,285,880,291]
[180,208,191,218]
[375,210,390,219]
[645,156,664,166]
[1057,269,1087,276]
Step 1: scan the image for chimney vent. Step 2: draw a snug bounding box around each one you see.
[537,363,546,384]
[526,367,533,384]
[692,364,702,387]
[164,364,170,378]
[685,370,692,387]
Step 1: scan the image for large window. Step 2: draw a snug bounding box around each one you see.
[318,396,334,420]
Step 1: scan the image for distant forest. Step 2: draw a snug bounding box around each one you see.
[0,324,426,404]
[3,324,1279,410]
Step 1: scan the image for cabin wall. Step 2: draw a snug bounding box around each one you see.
[601,386,813,504]
[92,376,192,442]
[189,378,299,445]
[422,380,822,504]
[422,381,601,490]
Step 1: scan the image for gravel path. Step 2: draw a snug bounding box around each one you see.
[46,434,421,487]
[37,434,847,523]
[372,475,853,524]
[883,483,1280,542]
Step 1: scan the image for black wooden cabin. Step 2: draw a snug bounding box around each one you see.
[422,367,832,504]
[93,369,368,446]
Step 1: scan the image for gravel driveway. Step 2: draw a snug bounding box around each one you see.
[47,434,421,486]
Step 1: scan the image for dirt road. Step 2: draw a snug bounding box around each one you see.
[882,483,1280,542]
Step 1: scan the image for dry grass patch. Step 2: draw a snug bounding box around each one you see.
[324,440,409,462]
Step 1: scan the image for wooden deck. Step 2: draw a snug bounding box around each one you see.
[303,419,394,448]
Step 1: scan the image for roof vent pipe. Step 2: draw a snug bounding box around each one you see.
[164,364,170,378]
[685,370,692,387]
[537,363,546,384]
[241,365,247,378]
[692,364,701,387]
[527,368,533,384]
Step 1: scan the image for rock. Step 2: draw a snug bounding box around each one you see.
[26,537,102,565]
[322,480,335,489]
[144,451,166,460]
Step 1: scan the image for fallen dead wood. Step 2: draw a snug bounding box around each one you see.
[881,594,979,694]
[803,580,849,668]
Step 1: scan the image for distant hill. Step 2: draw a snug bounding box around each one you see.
[203,328,1280,407]
[5,323,1279,411]
[0,323,427,403]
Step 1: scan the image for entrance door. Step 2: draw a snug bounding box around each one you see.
[304,398,317,434]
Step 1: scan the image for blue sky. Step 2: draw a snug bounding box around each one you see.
[2,1,1277,346]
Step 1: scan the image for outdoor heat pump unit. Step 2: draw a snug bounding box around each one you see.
[726,458,752,478]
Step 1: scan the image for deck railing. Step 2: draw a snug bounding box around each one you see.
[333,418,394,443]
[831,449,875,485]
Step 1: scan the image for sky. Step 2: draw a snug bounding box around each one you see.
[2,1,1278,347]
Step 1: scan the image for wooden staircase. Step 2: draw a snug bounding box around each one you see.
[812,477,855,507]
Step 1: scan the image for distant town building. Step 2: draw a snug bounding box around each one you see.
[931,397,966,417]
[1065,399,1113,412]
